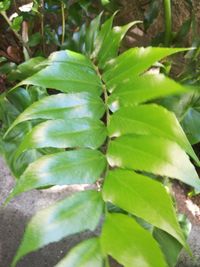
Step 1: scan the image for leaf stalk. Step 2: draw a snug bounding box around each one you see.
[163,0,172,46]
[61,1,66,45]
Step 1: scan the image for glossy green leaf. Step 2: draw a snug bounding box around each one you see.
[0,0,10,11]
[6,87,32,112]
[43,49,95,69]
[103,169,186,247]
[101,0,110,5]
[12,190,103,266]
[103,47,189,82]
[0,93,45,177]
[101,213,167,267]
[1,140,43,178]
[11,15,23,31]
[159,92,200,145]
[70,23,87,53]
[97,21,141,69]
[9,149,106,198]
[108,105,198,163]
[181,108,200,145]
[28,32,42,47]
[4,92,105,136]
[8,57,45,81]
[108,73,187,109]
[92,13,116,59]
[16,50,102,95]
[85,13,102,55]
[55,238,104,267]
[15,118,107,157]
[153,228,183,267]
[107,135,200,190]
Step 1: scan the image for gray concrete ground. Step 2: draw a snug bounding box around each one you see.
[0,156,200,267]
[0,157,96,267]
[177,226,200,267]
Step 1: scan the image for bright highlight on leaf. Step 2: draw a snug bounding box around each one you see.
[15,118,107,157]
[16,50,103,95]
[108,135,200,190]
[8,149,106,199]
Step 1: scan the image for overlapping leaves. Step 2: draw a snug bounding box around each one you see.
[2,15,200,267]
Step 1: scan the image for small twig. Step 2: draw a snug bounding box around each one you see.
[40,0,45,54]
[1,11,21,41]
[0,11,31,60]
[61,1,66,45]
[94,64,110,189]
[163,0,172,46]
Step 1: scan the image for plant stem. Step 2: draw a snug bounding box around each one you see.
[61,1,66,45]
[103,84,110,127]
[1,11,19,39]
[94,64,110,126]
[0,11,31,60]
[101,77,111,186]
[40,0,45,54]
[163,0,172,46]
[94,64,110,186]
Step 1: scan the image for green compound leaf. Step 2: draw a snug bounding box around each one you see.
[4,92,105,137]
[107,135,200,190]
[101,213,167,267]
[55,238,104,267]
[15,118,107,157]
[108,105,198,163]
[8,149,106,199]
[103,169,187,248]
[12,190,104,267]
[4,14,199,267]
